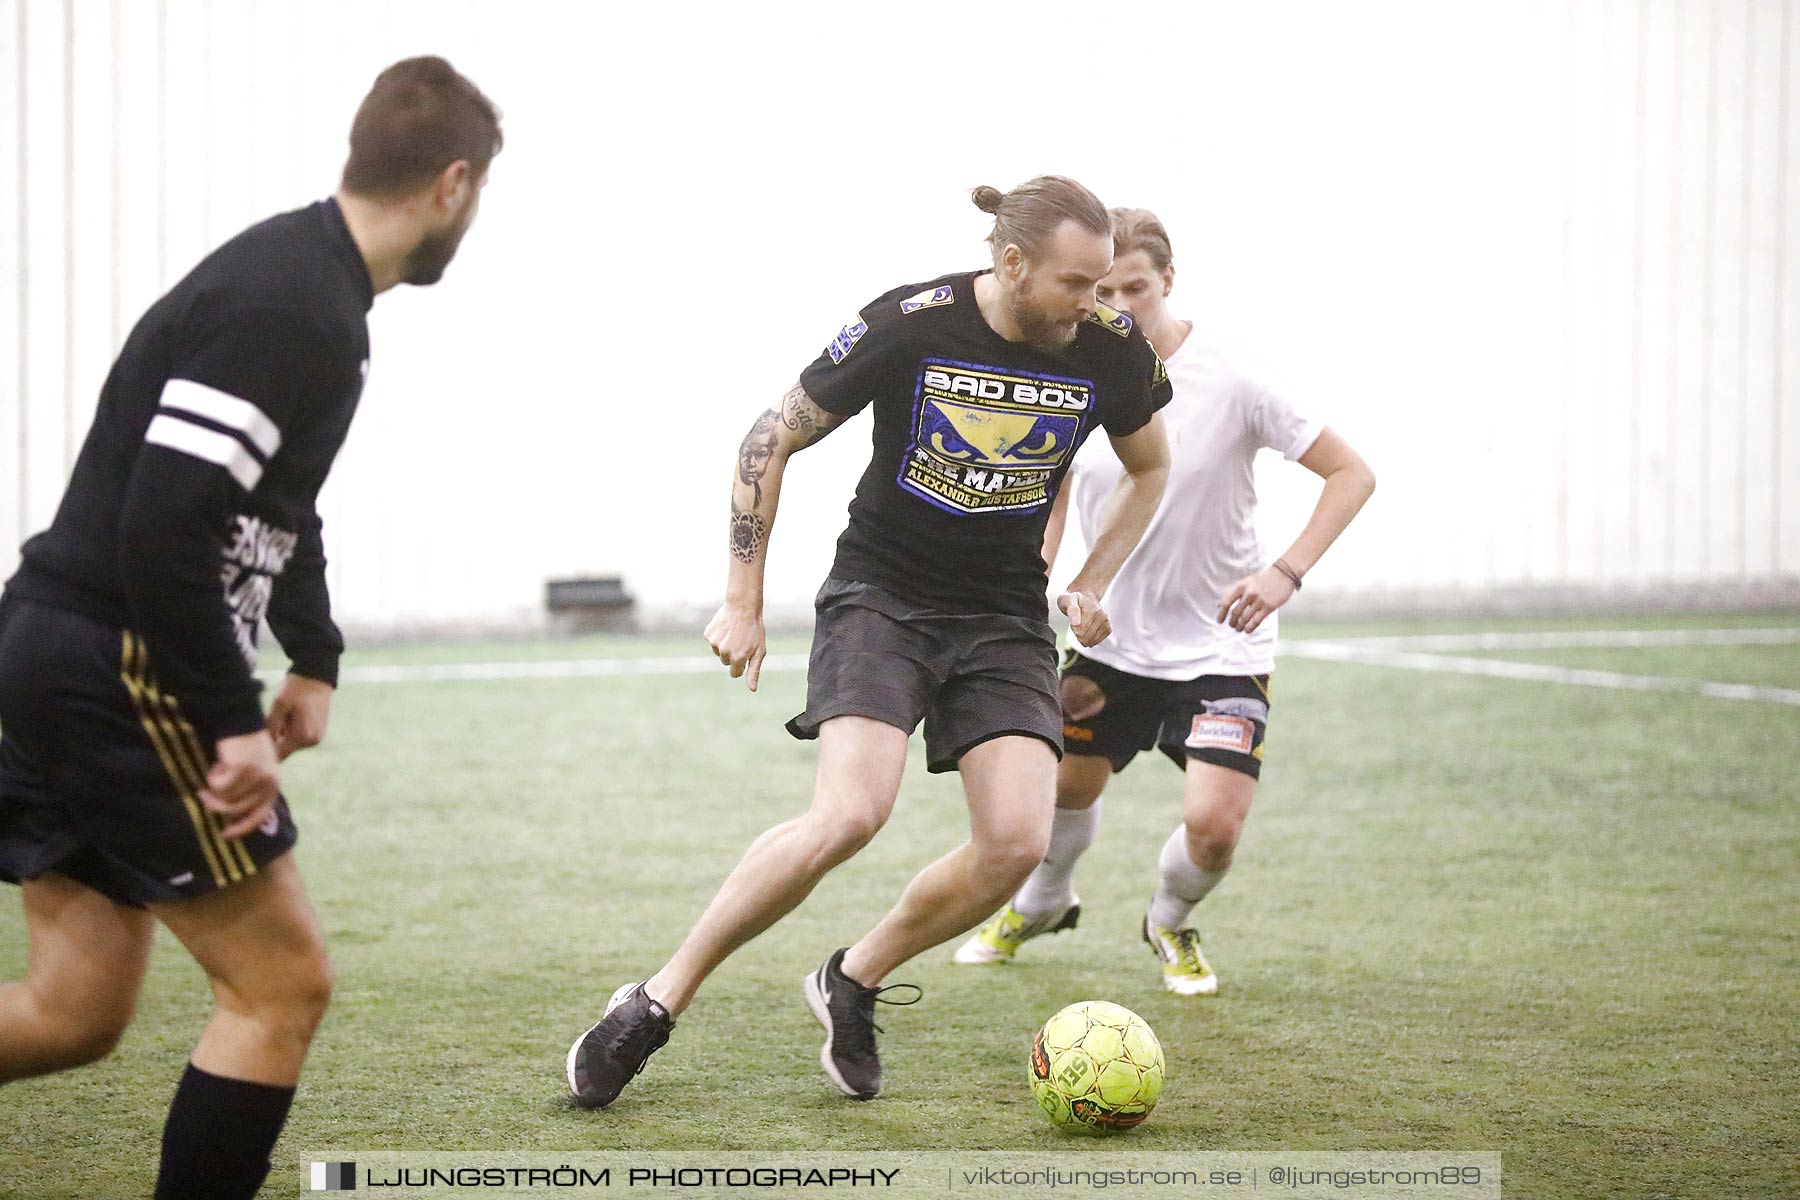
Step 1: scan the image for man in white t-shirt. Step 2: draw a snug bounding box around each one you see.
[954,207,1376,994]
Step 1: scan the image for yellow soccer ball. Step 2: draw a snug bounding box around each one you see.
[1028,1000,1164,1133]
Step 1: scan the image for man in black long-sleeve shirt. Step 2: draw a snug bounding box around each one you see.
[0,57,500,1200]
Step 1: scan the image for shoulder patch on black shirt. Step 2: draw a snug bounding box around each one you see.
[899,284,955,315]
[826,317,870,364]
[1089,303,1133,337]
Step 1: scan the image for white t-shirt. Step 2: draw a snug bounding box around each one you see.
[1068,337,1319,679]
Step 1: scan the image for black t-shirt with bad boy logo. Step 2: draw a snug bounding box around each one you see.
[798,269,1171,621]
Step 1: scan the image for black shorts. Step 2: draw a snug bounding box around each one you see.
[786,578,1063,774]
[1060,650,1272,779]
[0,593,297,907]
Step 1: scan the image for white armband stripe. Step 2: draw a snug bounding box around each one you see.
[160,378,281,458]
[144,414,264,491]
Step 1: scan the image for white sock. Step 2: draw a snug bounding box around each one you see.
[1012,801,1102,919]
[1147,825,1228,931]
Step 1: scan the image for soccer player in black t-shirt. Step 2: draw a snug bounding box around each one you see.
[0,58,499,1199]
[568,176,1173,1108]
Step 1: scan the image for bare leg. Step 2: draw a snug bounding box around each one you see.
[1146,760,1259,936]
[1055,753,1111,811]
[147,853,330,1199]
[150,854,333,1087]
[996,667,1111,919]
[646,716,907,1014]
[0,873,154,1083]
[1181,760,1257,871]
[1004,752,1112,918]
[843,735,1055,985]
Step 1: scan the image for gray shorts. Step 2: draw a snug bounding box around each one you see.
[786,579,1063,773]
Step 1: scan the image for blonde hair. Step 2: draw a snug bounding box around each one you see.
[1109,207,1174,272]
[971,176,1110,265]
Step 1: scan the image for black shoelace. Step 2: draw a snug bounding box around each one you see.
[847,982,923,1045]
[605,1001,672,1078]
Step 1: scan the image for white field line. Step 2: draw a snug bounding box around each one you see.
[1322,627,1800,652]
[252,628,1800,708]
[257,653,810,686]
[1280,640,1800,707]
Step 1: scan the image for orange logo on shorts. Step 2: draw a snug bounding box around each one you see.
[1063,724,1095,742]
[1186,714,1253,754]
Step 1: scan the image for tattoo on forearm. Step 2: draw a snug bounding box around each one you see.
[737,411,780,507]
[729,498,767,564]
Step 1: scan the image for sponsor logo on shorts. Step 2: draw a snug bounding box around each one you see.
[899,284,954,314]
[1062,724,1095,742]
[1204,697,1269,724]
[1186,713,1254,754]
[826,318,869,364]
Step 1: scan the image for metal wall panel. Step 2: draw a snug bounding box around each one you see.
[1,0,1794,626]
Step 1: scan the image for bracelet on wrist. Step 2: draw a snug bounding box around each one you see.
[1272,558,1303,590]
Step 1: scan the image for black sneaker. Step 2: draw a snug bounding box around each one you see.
[801,948,921,1100]
[565,982,674,1109]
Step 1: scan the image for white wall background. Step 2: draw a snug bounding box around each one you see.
[1,0,1796,628]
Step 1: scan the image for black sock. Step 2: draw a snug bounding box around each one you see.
[154,1062,297,1200]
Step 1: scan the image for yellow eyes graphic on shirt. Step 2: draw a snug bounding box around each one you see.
[926,402,1066,467]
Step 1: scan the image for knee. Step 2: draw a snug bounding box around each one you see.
[1054,760,1109,810]
[280,951,334,1039]
[1185,812,1243,867]
[292,952,335,1033]
[55,1011,132,1068]
[973,826,1052,892]
[802,807,888,869]
[1053,785,1101,810]
[25,995,133,1070]
[222,949,334,1044]
[70,1020,128,1066]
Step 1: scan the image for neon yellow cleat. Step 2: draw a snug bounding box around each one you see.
[952,898,1081,965]
[1142,915,1219,995]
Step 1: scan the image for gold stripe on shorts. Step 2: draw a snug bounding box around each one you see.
[158,687,256,879]
[136,635,256,880]
[118,633,241,886]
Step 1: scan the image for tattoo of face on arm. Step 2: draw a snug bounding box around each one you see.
[730,497,767,564]
[737,411,780,507]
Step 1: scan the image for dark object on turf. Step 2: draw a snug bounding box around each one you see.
[802,947,921,1100]
[566,982,674,1109]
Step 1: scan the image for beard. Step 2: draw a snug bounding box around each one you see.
[1006,280,1080,352]
[401,220,470,287]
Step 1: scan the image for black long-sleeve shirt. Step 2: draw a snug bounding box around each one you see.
[7,198,372,737]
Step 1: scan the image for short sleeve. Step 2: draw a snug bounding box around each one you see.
[796,294,909,418]
[1100,342,1174,437]
[1242,376,1321,462]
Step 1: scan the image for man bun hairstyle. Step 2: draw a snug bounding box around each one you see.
[341,56,503,199]
[1110,207,1174,272]
[971,175,1110,265]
